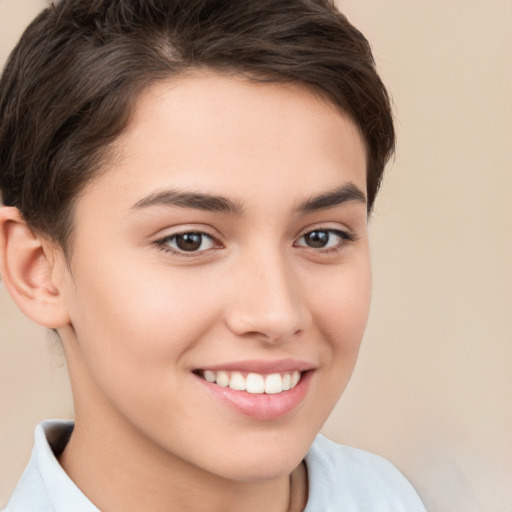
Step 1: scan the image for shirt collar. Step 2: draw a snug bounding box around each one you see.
[30,420,99,512]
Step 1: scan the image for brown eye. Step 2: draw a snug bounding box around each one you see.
[295,229,352,250]
[303,230,329,248]
[175,232,203,251]
[159,231,217,254]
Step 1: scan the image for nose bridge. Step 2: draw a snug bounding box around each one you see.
[225,244,309,342]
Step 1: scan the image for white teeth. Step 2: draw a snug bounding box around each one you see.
[204,370,216,383]
[216,371,230,387]
[264,373,282,394]
[201,369,303,394]
[246,373,265,394]
[229,371,245,391]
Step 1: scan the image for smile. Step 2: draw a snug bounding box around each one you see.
[199,370,302,395]
[193,361,314,420]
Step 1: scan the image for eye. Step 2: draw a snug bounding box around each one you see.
[157,231,218,254]
[295,229,352,250]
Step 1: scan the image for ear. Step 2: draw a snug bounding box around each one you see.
[0,206,70,329]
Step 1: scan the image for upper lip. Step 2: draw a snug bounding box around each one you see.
[197,359,316,374]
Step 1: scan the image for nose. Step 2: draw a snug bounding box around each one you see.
[224,249,311,343]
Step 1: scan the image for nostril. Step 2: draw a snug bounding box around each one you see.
[223,267,311,341]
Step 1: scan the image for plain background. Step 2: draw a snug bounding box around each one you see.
[1,0,511,510]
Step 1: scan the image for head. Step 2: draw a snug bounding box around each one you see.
[0,0,393,254]
[0,0,394,490]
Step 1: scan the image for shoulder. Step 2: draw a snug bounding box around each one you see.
[303,435,426,512]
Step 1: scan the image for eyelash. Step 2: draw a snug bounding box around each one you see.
[294,228,355,253]
[154,231,219,257]
[154,228,355,257]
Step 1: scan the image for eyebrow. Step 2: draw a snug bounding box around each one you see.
[131,189,244,215]
[295,183,367,213]
[131,182,366,216]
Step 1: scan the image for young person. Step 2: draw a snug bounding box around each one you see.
[0,1,426,511]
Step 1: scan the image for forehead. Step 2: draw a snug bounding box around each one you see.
[77,71,367,218]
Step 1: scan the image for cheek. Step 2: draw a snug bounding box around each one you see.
[65,255,221,383]
[295,257,371,437]
[63,261,228,438]
[309,257,372,354]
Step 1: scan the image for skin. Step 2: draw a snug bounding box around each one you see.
[0,71,371,512]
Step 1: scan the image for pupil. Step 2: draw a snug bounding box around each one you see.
[176,233,202,251]
[306,230,328,248]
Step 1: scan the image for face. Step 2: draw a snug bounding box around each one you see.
[57,71,371,482]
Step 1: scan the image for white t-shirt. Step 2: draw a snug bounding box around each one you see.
[3,420,425,512]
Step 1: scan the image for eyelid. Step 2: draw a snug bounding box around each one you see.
[295,222,356,239]
[293,226,356,250]
[153,227,223,256]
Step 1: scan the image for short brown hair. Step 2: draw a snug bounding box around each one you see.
[0,0,394,252]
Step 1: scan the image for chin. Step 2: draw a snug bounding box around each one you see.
[200,430,314,483]
[217,457,302,483]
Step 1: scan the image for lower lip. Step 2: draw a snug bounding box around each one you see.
[195,371,313,421]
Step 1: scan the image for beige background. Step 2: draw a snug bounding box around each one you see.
[1,0,511,510]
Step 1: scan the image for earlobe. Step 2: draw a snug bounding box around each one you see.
[0,206,70,329]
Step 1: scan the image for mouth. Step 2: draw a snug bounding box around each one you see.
[192,364,313,420]
[195,369,303,395]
